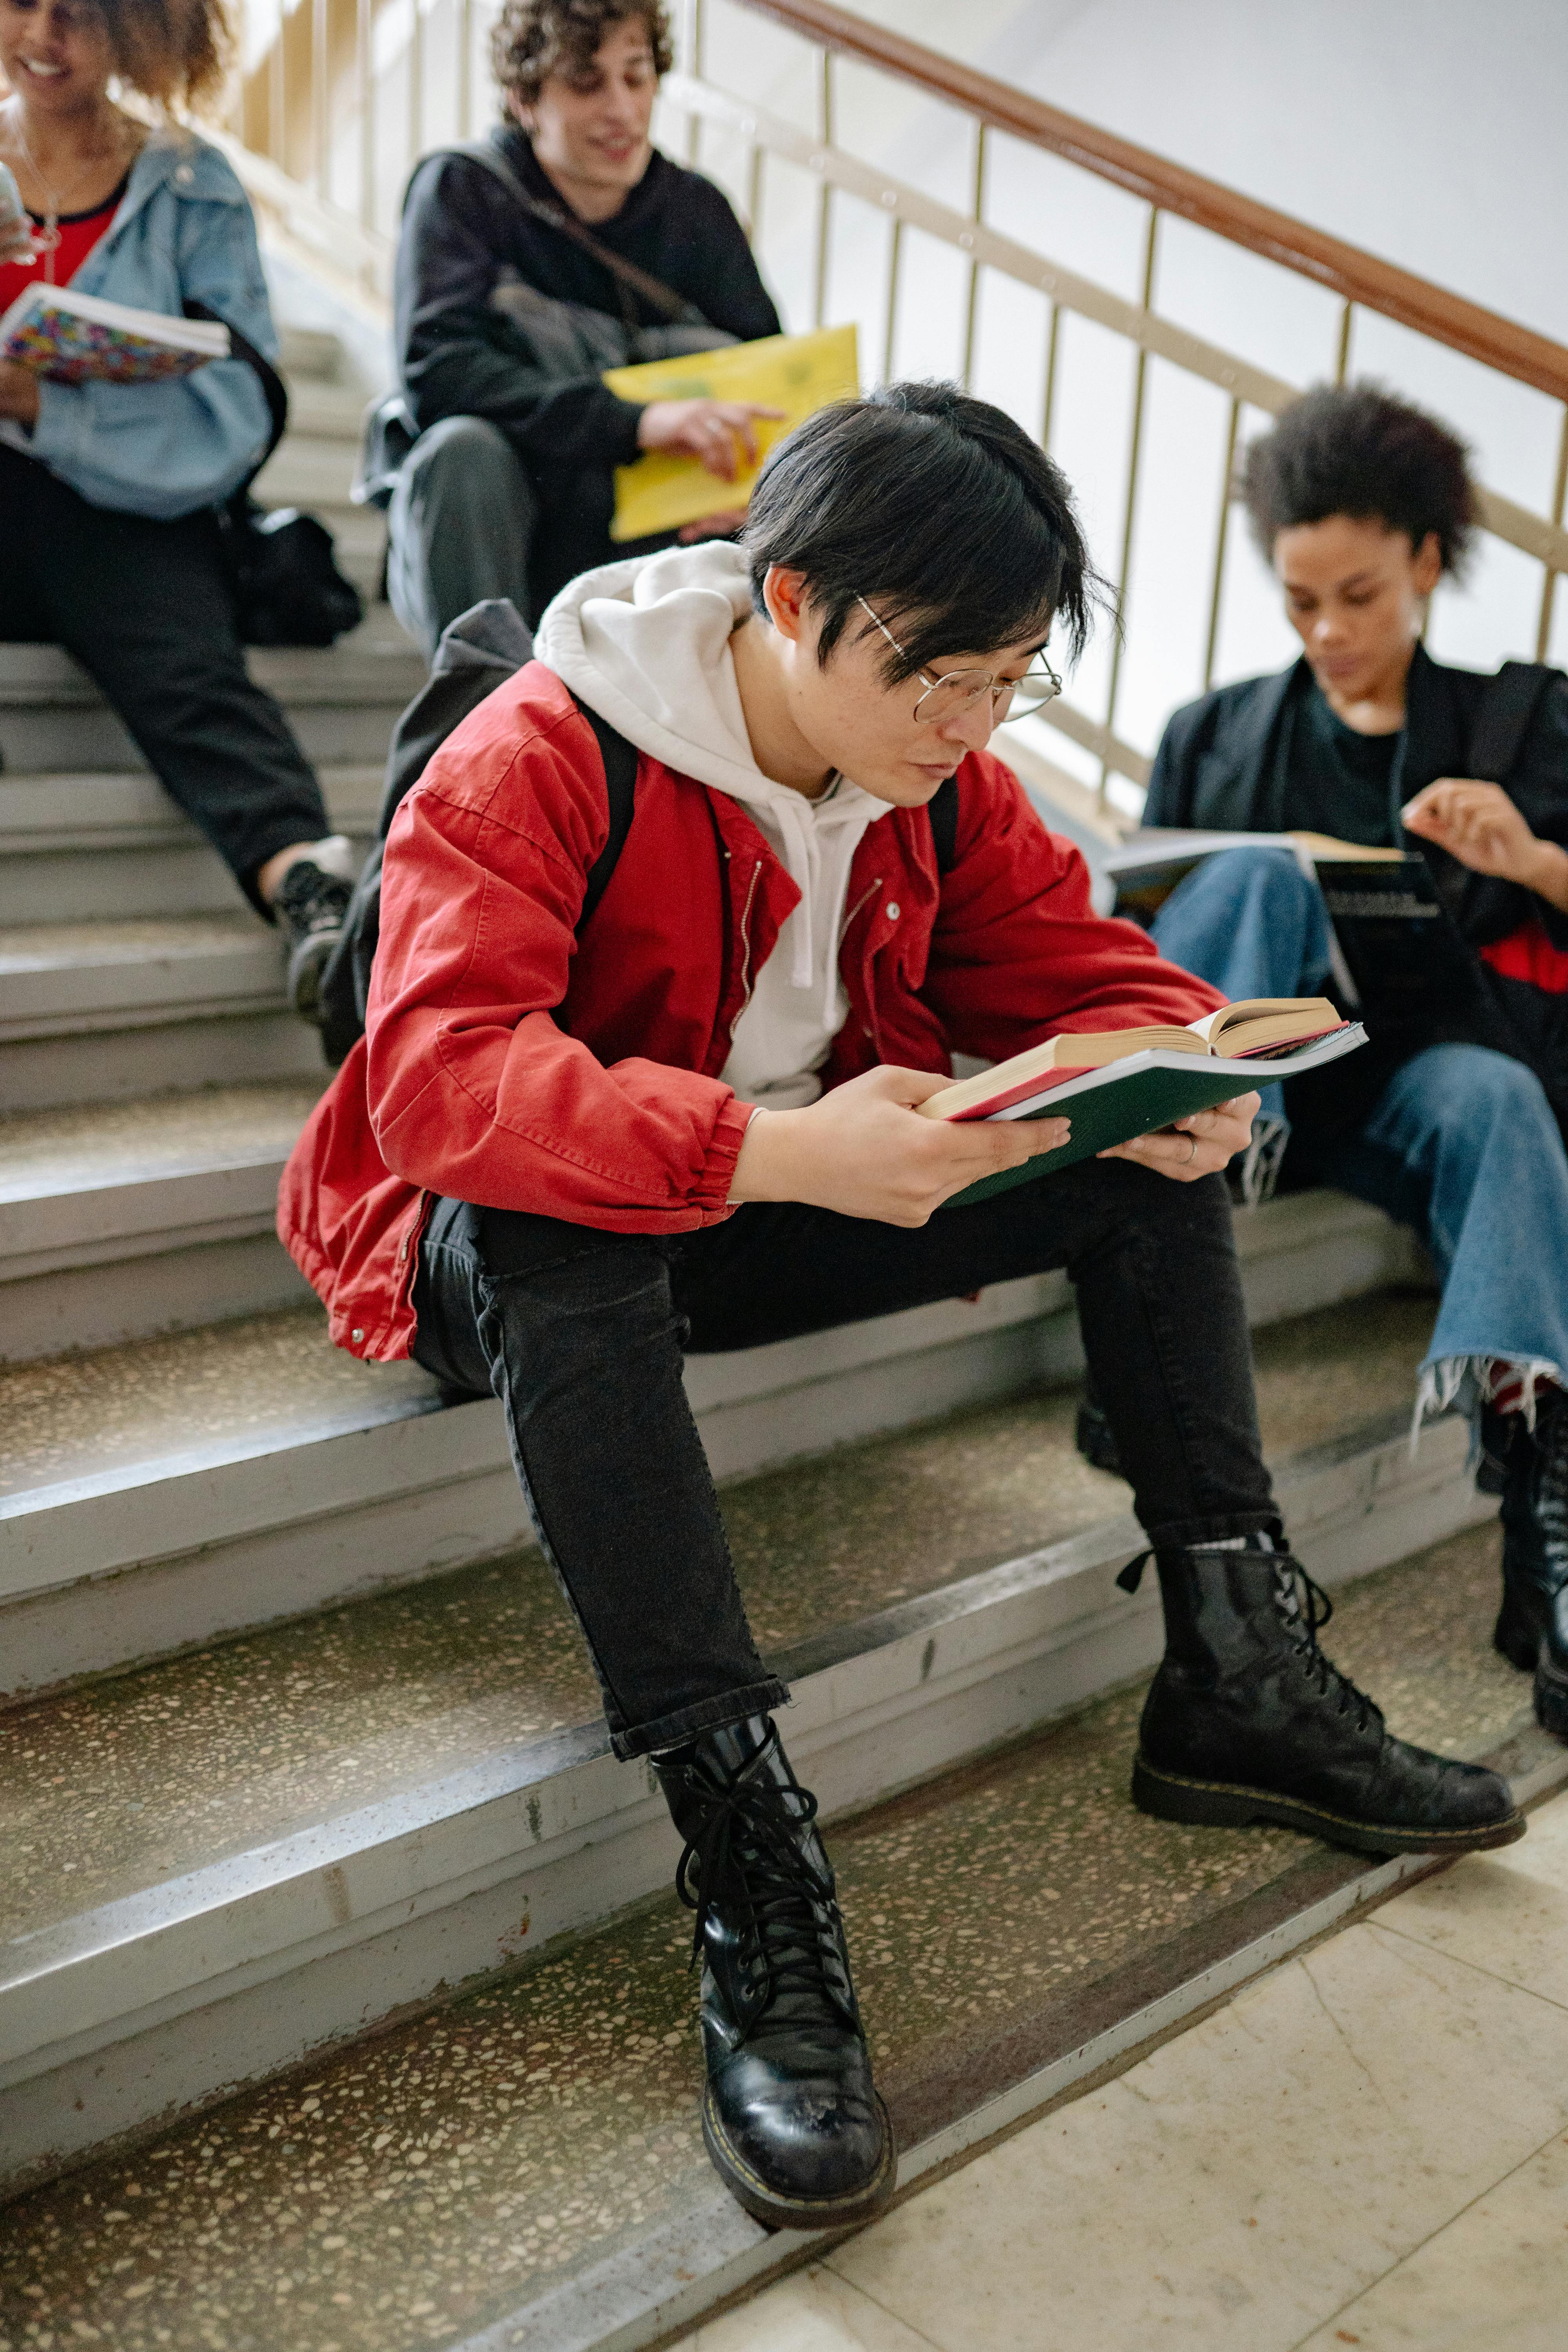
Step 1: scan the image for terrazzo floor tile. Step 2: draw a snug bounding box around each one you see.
[1364,1774,1568,2010]
[0,1295,1435,1938]
[0,1083,319,1197]
[821,1906,1568,2352]
[0,1523,1538,2352]
[1292,2126,1568,2352]
[684,2265,940,2349]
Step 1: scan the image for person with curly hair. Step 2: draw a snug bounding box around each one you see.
[0,0,357,1016]
[385,0,781,655]
[1125,380,1568,1746]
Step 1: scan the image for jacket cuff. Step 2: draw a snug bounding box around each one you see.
[25,378,92,469]
[694,1095,755,1218]
[602,391,646,468]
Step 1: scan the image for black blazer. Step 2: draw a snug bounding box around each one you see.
[1144,645,1568,958]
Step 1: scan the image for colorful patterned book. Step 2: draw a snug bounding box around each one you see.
[0,281,229,385]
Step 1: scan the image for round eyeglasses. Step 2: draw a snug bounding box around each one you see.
[855,595,1063,726]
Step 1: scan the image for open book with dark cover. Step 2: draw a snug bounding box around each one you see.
[1312,855,1481,1023]
[917,1000,1366,1210]
[1104,828,1403,921]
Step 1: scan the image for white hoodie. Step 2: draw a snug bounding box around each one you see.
[535,543,891,1109]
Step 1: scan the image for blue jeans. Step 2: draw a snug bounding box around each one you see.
[1150,847,1568,1412]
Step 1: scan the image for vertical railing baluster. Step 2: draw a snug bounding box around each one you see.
[813,48,833,330]
[1334,299,1354,383]
[457,0,472,136]
[1100,207,1159,800]
[1203,395,1241,690]
[409,0,424,176]
[312,0,328,195]
[960,123,987,390]
[1537,402,1568,661]
[746,141,764,245]
[1039,300,1060,450]
[269,2,285,168]
[882,214,903,384]
[684,0,703,165]
[357,0,374,249]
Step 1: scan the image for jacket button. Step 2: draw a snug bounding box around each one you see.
[175,163,194,184]
[351,1328,365,1342]
[885,902,900,921]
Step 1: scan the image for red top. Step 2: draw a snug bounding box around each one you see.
[0,180,125,318]
[277,662,1225,1362]
[1479,916,1568,995]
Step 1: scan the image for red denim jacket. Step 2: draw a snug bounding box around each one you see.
[278,663,1223,1359]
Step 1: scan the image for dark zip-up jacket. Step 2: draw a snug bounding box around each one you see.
[395,125,780,485]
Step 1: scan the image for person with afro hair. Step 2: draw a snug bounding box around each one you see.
[1128,378,1568,1749]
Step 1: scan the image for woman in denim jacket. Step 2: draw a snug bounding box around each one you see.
[0,0,354,1015]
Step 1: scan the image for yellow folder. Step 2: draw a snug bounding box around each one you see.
[603,323,860,543]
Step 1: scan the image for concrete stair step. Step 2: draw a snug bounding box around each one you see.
[0,1192,1430,1700]
[0,766,381,924]
[0,1083,322,1362]
[1,1512,1552,2336]
[276,378,372,443]
[276,325,348,384]
[0,916,323,1108]
[0,619,423,775]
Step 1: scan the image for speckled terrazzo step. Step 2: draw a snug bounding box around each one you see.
[0,1083,322,1362]
[0,916,327,1109]
[0,767,382,925]
[0,622,423,776]
[0,1295,1494,2198]
[0,1197,1429,1703]
[2,1520,1561,2352]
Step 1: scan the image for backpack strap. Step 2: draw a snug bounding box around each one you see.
[1467,660,1561,781]
[572,696,639,926]
[928,775,960,876]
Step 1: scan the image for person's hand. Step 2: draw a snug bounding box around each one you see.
[0,359,40,428]
[637,398,784,482]
[728,1064,1072,1227]
[1098,1092,1261,1182]
[677,506,750,544]
[1402,777,1568,909]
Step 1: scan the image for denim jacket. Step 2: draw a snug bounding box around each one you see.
[0,130,276,519]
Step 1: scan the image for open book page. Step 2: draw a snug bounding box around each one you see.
[1188,997,1342,1054]
[0,282,229,384]
[603,324,858,540]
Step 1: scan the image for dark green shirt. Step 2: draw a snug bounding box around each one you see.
[1280,677,1402,847]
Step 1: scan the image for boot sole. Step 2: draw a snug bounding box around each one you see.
[701,2085,897,2234]
[1132,1755,1526,1858]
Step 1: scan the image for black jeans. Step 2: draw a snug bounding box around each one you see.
[0,442,328,910]
[412,1157,1277,1760]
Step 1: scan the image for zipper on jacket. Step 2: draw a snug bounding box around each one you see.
[728,858,764,1040]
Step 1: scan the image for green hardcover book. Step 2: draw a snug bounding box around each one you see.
[921,1014,1366,1212]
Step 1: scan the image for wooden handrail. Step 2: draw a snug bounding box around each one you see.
[737,0,1568,407]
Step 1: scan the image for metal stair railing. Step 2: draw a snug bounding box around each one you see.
[224,0,1568,806]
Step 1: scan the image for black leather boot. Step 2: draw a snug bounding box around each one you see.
[1130,1540,1524,1856]
[1494,1398,1568,1699]
[653,1716,895,2231]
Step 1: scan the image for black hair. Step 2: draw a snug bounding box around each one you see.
[1242,381,1477,576]
[741,381,1102,678]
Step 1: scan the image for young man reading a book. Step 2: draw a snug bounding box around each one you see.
[384,0,781,655]
[1133,383,1568,1751]
[281,385,1520,2234]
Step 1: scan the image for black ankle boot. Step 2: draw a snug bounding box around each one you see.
[653,1716,895,2231]
[1130,1542,1524,1856]
[1501,1399,1568,1735]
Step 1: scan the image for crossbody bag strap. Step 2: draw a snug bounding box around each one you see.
[442,141,707,328]
[183,298,289,497]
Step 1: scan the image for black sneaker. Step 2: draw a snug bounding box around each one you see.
[272,857,353,1024]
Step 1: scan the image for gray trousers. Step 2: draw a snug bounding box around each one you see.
[387,416,539,660]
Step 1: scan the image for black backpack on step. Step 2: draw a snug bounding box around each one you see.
[317,596,960,1067]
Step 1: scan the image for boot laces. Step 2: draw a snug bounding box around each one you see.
[671,1744,856,2030]
[1534,1401,1568,1560]
[1272,1561,1381,1735]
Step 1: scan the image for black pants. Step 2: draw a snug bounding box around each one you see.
[0,442,327,910]
[412,1158,1277,1760]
